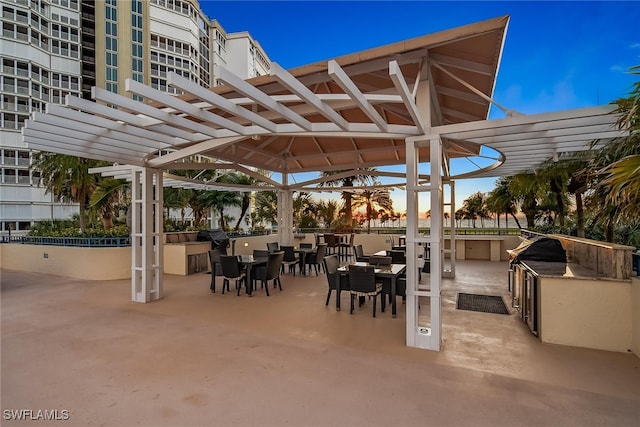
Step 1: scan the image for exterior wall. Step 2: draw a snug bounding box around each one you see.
[226,32,270,79]
[1,0,269,233]
[0,0,83,233]
[632,277,640,358]
[456,235,520,261]
[0,244,130,280]
[539,276,633,353]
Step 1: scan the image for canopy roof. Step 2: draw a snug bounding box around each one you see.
[23,15,624,184]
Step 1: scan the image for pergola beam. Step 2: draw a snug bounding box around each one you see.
[328,60,389,132]
[270,62,350,131]
[215,65,313,131]
[126,79,259,136]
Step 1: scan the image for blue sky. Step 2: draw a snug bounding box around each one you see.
[200,1,640,213]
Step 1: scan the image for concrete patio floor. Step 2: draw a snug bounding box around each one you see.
[2,260,639,426]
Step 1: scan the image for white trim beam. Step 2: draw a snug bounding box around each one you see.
[270,62,350,131]
[328,60,389,132]
[92,87,223,137]
[215,65,313,131]
[389,60,426,133]
[65,95,202,142]
[146,136,246,167]
[167,73,279,133]
[126,79,255,136]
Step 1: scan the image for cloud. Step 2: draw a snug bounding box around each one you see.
[630,43,640,49]
[610,65,625,73]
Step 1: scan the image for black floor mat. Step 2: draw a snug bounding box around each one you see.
[456,293,509,315]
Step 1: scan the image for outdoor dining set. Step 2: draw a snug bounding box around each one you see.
[205,233,410,318]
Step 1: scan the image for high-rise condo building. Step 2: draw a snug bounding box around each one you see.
[0,0,270,234]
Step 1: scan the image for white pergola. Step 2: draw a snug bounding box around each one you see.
[22,16,625,351]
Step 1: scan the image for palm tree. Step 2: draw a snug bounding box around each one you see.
[486,176,522,229]
[163,187,191,223]
[460,192,487,228]
[218,172,255,231]
[580,66,640,241]
[508,172,545,229]
[197,190,241,230]
[253,190,277,227]
[31,153,105,233]
[353,186,393,233]
[318,169,373,227]
[317,199,339,227]
[89,178,128,230]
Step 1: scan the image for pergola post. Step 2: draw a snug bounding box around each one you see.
[445,180,456,278]
[277,173,294,246]
[131,167,163,303]
[405,134,442,351]
[428,135,443,350]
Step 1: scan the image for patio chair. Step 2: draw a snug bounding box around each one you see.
[348,264,384,317]
[354,244,370,263]
[208,248,225,293]
[280,245,300,275]
[323,254,349,309]
[388,250,406,264]
[253,249,269,258]
[219,255,247,296]
[339,233,355,260]
[305,243,327,275]
[267,242,280,253]
[324,234,339,256]
[368,255,392,267]
[254,251,284,296]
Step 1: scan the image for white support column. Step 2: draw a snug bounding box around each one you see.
[276,174,294,246]
[446,181,456,277]
[405,57,441,351]
[131,167,163,303]
[429,136,443,350]
[277,190,294,247]
[405,137,420,348]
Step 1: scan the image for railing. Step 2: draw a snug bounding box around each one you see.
[296,228,522,236]
[2,236,130,247]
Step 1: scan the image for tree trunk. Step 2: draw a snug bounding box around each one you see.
[78,191,87,233]
[102,215,113,230]
[606,219,614,243]
[575,192,585,238]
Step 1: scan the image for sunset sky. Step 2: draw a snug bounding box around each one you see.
[200,1,639,213]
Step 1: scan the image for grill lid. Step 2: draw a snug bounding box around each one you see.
[510,237,567,264]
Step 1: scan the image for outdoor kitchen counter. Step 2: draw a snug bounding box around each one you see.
[520,260,629,281]
[512,260,635,353]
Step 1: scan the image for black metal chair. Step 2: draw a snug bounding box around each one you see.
[280,245,299,275]
[348,264,384,317]
[254,251,284,296]
[305,243,327,275]
[219,255,247,296]
[267,242,279,253]
[323,254,349,309]
[368,255,392,266]
[387,250,406,264]
[324,234,339,256]
[354,244,370,263]
[339,233,355,260]
[253,249,269,258]
[208,248,225,293]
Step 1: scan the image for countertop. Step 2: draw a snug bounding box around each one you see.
[519,260,606,280]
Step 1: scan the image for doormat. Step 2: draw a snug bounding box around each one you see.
[456,293,509,315]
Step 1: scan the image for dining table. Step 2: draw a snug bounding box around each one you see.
[238,254,268,296]
[337,261,406,317]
